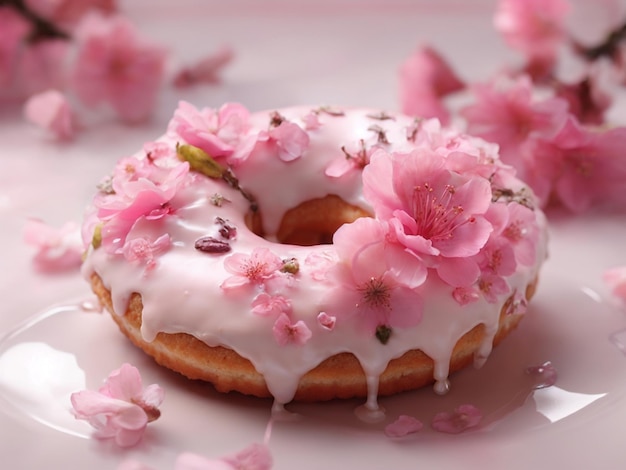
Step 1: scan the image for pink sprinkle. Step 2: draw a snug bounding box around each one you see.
[384,415,424,438]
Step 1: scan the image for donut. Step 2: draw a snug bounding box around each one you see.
[81,103,548,411]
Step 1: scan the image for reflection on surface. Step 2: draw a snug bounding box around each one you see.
[532,386,606,424]
[0,341,90,438]
[610,328,626,356]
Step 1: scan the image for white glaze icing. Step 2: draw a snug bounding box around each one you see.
[81,105,548,410]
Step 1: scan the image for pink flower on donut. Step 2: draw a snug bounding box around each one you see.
[363,148,493,288]
[168,101,256,163]
[221,247,284,291]
[324,217,424,335]
[95,156,189,253]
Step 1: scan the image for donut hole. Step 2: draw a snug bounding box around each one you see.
[247,194,371,246]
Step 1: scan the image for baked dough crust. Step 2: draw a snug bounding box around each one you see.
[91,273,535,401]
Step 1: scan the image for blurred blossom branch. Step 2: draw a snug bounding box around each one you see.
[399,0,626,214]
[0,0,233,140]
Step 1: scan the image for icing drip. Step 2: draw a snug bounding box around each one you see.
[81,105,549,408]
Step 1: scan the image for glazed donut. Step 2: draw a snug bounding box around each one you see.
[82,104,548,409]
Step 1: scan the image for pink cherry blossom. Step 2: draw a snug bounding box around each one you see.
[24,0,116,29]
[477,272,511,303]
[399,45,464,124]
[384,415,424,438]
[554,61,614,125]
[175,443,273,470]
[71,363,164,447]
[251,293,292,317]
[496,202,540,266]
[325,139,381,178]
[173,45,234,88]
[168,101,254,162]
[16,38,69,97]
[265,120,310,162]
[71,13,166,123]
[324,217,424,335]
[494,0,570,71]
[24,89,76,140]
[475,236,517,278]
[461,75,568,168]
[95,159,189,252]
[221,248,283,290]
[122,233,171,271]
[0,6,31,89]
[431,404,482,434]
[301,111,322,131]
[272,313,312,346]
[548,117,626,212]
[363,148,493,288]
[604,266,626,305]
[23,218,83,272]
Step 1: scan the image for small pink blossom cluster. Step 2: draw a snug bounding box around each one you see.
[168,102,310,167]
[4,1,232,140]
[85,142,191,270]
[222,247,312,347]
[323,122,539,339]
[399,0,626,213]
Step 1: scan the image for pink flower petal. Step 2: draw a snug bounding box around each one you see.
[24,90,75,140]
[269,120,310,162]
[272,313,312,346]
[399,45,464,123]
[251,293,292,317]
[384,415,424,437]
[70,363,164,447]
[173,45,234,87]
[317,312,336,330]
[494,0,569,65]
[431,404,482,434]
[0,6,32,89]
[72,13,166,123]
[23,218,83,273]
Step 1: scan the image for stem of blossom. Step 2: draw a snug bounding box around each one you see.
[578,20,626,61]
[1,0,70,41]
